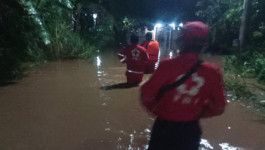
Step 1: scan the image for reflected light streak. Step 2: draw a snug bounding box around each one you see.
[97,56,101,67]
[219,143,240,150]
[116,129,150,150]
[200,139,214,149]
[127,134,134,150]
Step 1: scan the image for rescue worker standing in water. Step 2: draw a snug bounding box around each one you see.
[118,34,149,85]
[141,32,159,74]
[140,21,227,150]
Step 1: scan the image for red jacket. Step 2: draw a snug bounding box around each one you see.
[141,53,227,122]
[118,44,149,74]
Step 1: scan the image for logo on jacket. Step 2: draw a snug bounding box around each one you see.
[131,49,140,61]
[174,73,205,104]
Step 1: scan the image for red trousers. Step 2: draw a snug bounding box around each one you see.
[126,72,143,84]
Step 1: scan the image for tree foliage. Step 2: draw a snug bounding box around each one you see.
[0,0,39,81]
[196,0,265,98]
[73,1,115,48]
[196,0,265,49]
[0,0,97,82]
[196,0,243,49]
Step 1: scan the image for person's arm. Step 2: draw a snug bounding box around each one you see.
[140,63,166,113]
[144,50,149,62]
[200,68,227,118]
[117,48,127,63]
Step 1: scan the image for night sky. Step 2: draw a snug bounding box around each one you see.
[146,0,199,21]
[106,0,199,22]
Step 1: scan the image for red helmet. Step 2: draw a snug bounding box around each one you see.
[177,21,210,51]
[182,21,210,40]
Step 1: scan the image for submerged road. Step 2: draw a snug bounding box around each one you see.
[0,51,265,150]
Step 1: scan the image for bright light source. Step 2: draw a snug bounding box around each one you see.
[93,13,98,19]
[169,23,176,30]
[179,23,184,27]
[169,51,173,58]
[155,23,163,28]
[169,23,175,28]
[92,13,98,27]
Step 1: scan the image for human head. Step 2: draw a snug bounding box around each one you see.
[145,32,152,41]
[130,33,139,44]
[177,21,210,53]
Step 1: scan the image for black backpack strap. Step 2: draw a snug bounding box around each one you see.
[155,60,203,100]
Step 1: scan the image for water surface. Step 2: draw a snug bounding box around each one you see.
[0,51,265,150]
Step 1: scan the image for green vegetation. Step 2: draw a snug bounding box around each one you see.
[196,0,265,113]
[0,0,116,82]
[1,0,154,83]
[196,0,243,49]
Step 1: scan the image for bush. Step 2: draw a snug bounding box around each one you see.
[0,0,98,82]
[0,0,37,81]
[224,45,265,83]
[46,23,95,60]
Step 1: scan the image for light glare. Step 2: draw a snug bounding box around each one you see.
[169,51,173,58]
[155,23,163,28]
[179,23,184,27]
[93,13,98,19]
[169,23,176,30]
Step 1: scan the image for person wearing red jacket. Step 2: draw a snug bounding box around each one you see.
[141,32,159,74]
[140,22,227,150]
[118,34,149,85]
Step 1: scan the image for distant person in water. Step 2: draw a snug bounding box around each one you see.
[141,32,159,74]
[140,21,227,150]
[118,34,149,85]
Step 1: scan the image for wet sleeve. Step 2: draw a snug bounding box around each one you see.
[200,68,227,118]
[117,48,127,63]
[140,63,166,113]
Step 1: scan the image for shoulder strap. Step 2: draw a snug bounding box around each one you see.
[155,60,203,100]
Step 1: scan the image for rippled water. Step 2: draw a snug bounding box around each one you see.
[0,50,265,150]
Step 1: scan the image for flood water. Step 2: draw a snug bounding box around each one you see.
[0,50,265,150]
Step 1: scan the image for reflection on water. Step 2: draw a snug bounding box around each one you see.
[219,143,241,150]
[97,56,102,68]
[200,139,214,149]
[200,139,242,150]
[96,51,151,150]
[115,129,150,150]
[97,56,104,77]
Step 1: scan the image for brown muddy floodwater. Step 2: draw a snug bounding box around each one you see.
[0,51,265,150]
